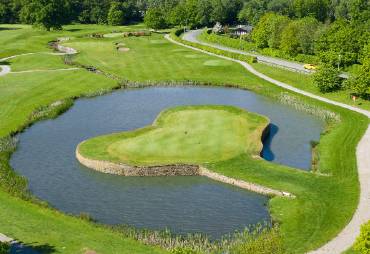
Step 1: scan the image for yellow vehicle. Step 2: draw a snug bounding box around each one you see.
[304,64,317,70]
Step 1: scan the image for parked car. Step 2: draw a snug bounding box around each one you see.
[304,64,317,70]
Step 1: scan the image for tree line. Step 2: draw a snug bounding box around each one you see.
[1,0,369,29]
[1,0,369,97]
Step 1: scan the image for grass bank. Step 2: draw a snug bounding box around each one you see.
[0,24,368,253]
[78,105,268,166]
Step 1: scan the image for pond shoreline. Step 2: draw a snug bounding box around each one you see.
[75,136,294,198]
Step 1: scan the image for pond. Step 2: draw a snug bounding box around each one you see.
[10,86,324,238]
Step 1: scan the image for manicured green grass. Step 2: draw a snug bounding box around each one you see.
[0,190,166,254]
[79,105,269,166]
[252,63,370,111]
[0,24,368,254]
[7,53,68,72]
[63,34,268,85]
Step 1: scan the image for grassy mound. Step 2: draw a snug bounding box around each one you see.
[78,105,269,166]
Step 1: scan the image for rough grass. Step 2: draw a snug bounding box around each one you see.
[0,24,368,254]
[79,105,269,166]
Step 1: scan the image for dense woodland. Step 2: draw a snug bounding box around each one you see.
[0,0,369,96]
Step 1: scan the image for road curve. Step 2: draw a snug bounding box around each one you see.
[184,30,349,79]
[165,33,370,254]
[183,29,312,74]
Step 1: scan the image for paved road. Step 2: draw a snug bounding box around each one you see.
[184,30,349,79]
[166,33,370,254]
[183,29,313,73]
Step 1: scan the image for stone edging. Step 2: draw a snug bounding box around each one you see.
[168,31,370,254]
[76,145,293,198]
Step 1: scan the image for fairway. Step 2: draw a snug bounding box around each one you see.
[0,23,369,254]
[78,105,269,166]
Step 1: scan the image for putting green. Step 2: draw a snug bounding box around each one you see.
[78,105,269,166]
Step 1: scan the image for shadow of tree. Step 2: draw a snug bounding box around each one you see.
[10,242,56,254]
[0,27,20,31]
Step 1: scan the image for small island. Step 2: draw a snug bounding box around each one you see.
[76,105,269,176]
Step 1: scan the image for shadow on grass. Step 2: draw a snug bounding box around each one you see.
[0,27,20,31]
[10,242,56,254]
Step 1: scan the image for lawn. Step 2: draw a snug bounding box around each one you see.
[6,53,69,72]
[78,105,269,166]
[252,63,370,111]
[0,24,368,254]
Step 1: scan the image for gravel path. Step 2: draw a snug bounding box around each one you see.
[166,33,370,254]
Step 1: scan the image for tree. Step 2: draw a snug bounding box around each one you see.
[292,0,330,22]
[314,19,369,66]
[280,17,320,55]
[169,0,199,28]
[252,13,289,49]
[313,64,342,93]
[238,0,267,25]
[346,56,370,98]
[210,0,243,25]
[144,7,167,30]
[280,21,300,55]
[197,0,213,26]
[107,2,124,26]
[20,0,71,30]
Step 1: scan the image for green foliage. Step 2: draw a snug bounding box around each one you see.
[346,59,370,98]
[0,242,10,254]
[252,13,289,49]
[354,220,370,254]
[171,29,256,64]
[169,0,200,28]
[313,64,342,93]
[19,0,70,31]
[229,225,285,254]
[280,17,320,55]
[144,7,167,30]
[107,2,124,26]
[314,19,369,67]
[200,29,318,64]
[238,0,268,25]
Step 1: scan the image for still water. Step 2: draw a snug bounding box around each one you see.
[11,86,323,238]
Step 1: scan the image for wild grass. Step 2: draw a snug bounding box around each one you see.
[278,93,340,123]
[114,223,285,254]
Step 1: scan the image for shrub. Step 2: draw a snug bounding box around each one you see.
[313,64,342,93]
[0,242,10,254]
[354,220,370,254]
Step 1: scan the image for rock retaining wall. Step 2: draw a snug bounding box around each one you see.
[76,147,199,176]
[76,144,293,197]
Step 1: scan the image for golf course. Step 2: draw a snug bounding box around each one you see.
[0,22,369,254]
[77,105,269,167]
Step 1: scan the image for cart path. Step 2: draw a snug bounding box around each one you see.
[0,45,78,77]
[165,33,370,254]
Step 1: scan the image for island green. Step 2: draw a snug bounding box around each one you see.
[78,105,269,166]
